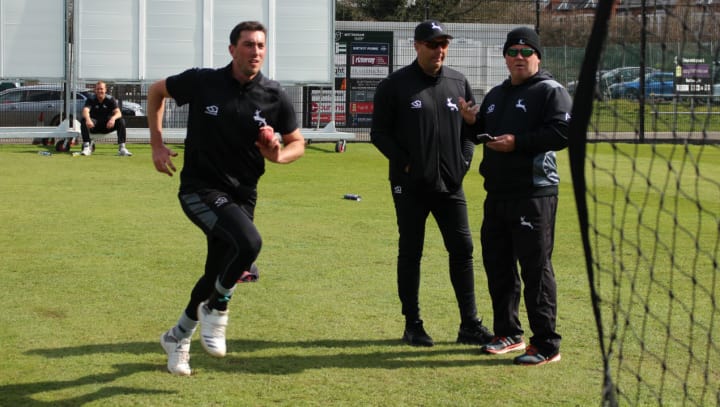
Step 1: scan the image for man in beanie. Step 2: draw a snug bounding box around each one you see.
[371,20,493,348]
[466,26,572,365]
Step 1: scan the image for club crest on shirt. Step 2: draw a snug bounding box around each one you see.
[253,109,268,127]
[204,105,219,116]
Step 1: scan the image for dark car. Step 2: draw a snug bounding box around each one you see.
[0,81,20,92]
[566,71,604,99]
[608,72,675,99]
[0,84,144,127]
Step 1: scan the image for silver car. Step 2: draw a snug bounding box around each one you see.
[0,84,144,127]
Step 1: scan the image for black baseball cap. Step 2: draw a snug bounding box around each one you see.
[414,20,453,42]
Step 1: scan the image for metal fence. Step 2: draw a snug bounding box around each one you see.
[2,2,718,143]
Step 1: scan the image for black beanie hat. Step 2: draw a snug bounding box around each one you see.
[503,26,542,59]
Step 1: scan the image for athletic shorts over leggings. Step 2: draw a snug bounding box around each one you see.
[178,188,261,319]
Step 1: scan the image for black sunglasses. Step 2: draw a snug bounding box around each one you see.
[423,39,450,49]
[506,48,535,58]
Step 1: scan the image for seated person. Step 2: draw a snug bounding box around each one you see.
[80,81,132,156]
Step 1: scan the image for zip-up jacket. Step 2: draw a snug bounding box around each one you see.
[371,60,476,193]
[474,69,572,198]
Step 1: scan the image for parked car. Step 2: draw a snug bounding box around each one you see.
[0,81,20,92]
[566,71,605,99]
[608,71,675,99]
[0,84,144,127]
[599,66,658,99]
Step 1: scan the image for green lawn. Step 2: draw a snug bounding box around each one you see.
[592,99,720,133]
[0,141,713,406]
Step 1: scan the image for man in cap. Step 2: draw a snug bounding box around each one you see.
[371,20,493,347]
[466,26,572,365]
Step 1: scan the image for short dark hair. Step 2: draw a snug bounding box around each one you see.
[229,21,266,45]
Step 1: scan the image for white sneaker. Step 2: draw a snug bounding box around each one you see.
[160,330,191,376]
[80,142,92,156]
[118,146,133,156]
[197,302,228,357]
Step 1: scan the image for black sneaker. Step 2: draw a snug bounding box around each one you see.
[402,320,434,347]
[513,345,561,365]
[456,320,494,345]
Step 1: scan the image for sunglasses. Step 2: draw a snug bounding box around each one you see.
[423,40,450,49]
[506,48,535,58]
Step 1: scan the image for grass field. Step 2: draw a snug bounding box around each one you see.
[0,141,712,406]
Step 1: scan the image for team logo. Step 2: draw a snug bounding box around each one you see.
[486,104,495,114]
[214,196,229,208]
[410,100,422,109]
[519,216,534,230]
[515,99,527,112]
[204,105,219,116]
[446,98,458,111]
[253,109,268,127]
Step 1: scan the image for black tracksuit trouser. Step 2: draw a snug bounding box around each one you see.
[80,117,127,144]
[391,185,478,324]
[481,195,562,354]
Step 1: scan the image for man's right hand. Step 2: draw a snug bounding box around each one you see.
[152,144,178,176]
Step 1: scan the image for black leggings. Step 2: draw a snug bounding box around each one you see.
[179,189,262,320]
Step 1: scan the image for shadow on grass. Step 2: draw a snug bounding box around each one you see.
[0,363,174,406]
[14,338,514,404]
[26,338,512,375]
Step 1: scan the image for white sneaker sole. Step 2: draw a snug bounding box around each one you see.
[197,303,228,358]
[160,332,192,376]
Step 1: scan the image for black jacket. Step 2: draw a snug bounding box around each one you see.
[371,60,476,193]
[474,69,572,198]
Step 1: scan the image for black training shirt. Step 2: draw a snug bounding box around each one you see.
[84,95,119,121]
[166,64,298,198]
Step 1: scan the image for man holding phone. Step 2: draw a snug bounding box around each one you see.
[467,26,572,365]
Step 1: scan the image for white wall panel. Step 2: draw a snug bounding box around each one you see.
[1,0,333,83]
[145,0,204,78]
[0,0,64,78]
[275,0,332,84]
[77,0,139,79]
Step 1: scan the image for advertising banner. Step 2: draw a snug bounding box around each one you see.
[303,30,393,128]
[674,57,711,95]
